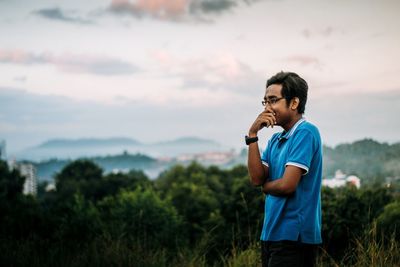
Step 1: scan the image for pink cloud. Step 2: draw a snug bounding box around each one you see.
[110,0,188,20]
[0,49,137,75]
[137,0,187,17]
[108,0,247,21]
[149,50,175,65]
[0,49,50,64]
[284,55,321,68]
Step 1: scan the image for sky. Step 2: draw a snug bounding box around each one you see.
[1,0,400,154]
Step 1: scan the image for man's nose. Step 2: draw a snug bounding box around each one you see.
[265,106,273,112]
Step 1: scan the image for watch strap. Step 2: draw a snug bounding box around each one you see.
[245,135,258,145]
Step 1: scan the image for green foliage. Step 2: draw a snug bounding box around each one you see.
[0,160,44,239]
[157,163,222,243]
[55,159,103,201]
[98,187,184,251]
[55,160,152,202]
[56,193,101,242]
[321,186,394,258]
[377,201,400,241]
[0,160,25,200]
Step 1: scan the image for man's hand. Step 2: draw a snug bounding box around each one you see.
[249,108,276,136]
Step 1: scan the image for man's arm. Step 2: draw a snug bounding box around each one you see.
[247,108,276,186]
[262,165,303,196]
[247,140,269,186]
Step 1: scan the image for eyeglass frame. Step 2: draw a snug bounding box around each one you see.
[261,97,285,106]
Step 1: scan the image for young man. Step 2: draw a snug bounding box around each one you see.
[246,71,322,267]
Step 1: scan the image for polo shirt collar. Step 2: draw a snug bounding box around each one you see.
[278,117,306,141]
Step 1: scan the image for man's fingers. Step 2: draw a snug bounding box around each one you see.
[259,118,273,129]
[258,113,276,126]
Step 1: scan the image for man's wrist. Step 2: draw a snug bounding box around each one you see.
[245,135,258,145]
[248,131,258,138]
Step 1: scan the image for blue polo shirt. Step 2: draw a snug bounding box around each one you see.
[260,118,322,244]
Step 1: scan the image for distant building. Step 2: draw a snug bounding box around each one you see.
[322,169,361,189]
[45,183,56,192]
[176,151,236,165]
[0,140,6,160]
[17,162,38,196]
[385,176,400,188]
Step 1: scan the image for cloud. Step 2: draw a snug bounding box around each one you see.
[283,55,321,67]
[33,7,94,24]
[189,0,237,14]
[150,51,265,95]
[108,0,261,21]
[109,0,188,20]
[0,49,139,76]
[302,26,344,39]
[13,76,27,82]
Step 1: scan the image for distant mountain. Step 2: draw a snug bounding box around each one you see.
[16,136,227,161]
[38,137,141,148]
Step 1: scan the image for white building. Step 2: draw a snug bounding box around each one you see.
[322,169,361,189]
[18,163,38,196]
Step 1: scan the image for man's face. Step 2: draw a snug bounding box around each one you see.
[264,84,291,127]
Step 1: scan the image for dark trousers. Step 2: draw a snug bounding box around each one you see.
[261,240,318,267]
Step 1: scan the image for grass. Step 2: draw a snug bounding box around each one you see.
[1,224,399,267]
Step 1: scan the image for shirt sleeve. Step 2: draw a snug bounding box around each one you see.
[286,129,316,175]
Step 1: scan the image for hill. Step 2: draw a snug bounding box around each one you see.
[16,136,226,161]
[38,137,141,148]
[323,139,400,184]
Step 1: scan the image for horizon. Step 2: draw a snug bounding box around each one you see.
[1,0,400,153]
[2,135,398,159]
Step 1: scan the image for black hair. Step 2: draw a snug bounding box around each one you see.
[266,71,308,114]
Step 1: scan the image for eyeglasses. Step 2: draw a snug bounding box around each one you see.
[261,97,285,106]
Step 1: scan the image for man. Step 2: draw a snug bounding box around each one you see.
[246,71,322,267]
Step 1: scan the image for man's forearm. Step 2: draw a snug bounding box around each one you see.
[262,165,303,196]
[247,142,267,186]
[262,179,292,196]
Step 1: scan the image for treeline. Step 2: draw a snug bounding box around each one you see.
[33,152,157,181]
[1,159,399,266]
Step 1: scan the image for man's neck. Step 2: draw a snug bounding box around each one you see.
[282,114,303,132]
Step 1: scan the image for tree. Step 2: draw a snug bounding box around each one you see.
[0,160,25,200]
[0,160,43,239]
[377,201,400,240]
[55,160,103,201]
[100,169,152,198]
[156,163,223,244]
[98,187,184,251]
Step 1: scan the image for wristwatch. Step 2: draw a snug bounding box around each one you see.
[245,135,258,145]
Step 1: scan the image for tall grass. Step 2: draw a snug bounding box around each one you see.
[1,223,399,267]
[316,222,400,267]
[344,222,399,267]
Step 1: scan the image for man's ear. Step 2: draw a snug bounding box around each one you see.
[291,97,300,110]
